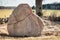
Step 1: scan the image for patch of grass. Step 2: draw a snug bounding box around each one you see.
[0,9,13,18]
[42,10,60,17]
[0,9,60,18]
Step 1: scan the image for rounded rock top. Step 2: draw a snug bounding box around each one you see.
[7,4,44,37]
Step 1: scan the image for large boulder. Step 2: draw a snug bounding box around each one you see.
[7,4,44,37]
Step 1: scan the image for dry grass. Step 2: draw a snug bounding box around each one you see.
[0,9,60,18]
[0,35,60,40]
[42,10,60,17]
[0,9,60,40]
[0,9,13,18]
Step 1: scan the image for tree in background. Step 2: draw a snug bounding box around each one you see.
[32,6,36,9]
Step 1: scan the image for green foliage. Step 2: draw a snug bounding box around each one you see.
[32,6,36,9]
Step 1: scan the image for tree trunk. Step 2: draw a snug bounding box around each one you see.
[36,0,42,16]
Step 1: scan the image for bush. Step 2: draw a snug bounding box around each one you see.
[57,16,60,21]
[49,13,60,22]
[32,6,36,9]
[0,18,9,24]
